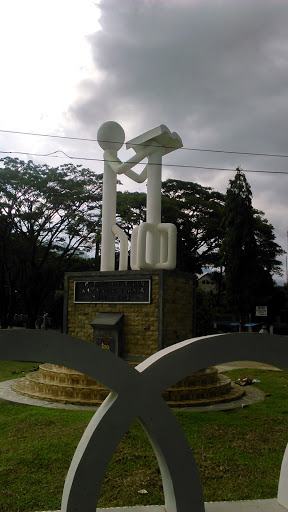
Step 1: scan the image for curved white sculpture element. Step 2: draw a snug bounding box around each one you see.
[278,444,288,508]
[0,329,204,512]
[112,224,128,271]
[98,122,182,271]
[131,222,177,270]
[98,121,125,272]
[1,330,288,511]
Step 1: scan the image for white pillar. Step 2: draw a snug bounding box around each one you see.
[278,443,288,509]
[146,148,162,265]
[100,155,117,271]
[146,148,162,224]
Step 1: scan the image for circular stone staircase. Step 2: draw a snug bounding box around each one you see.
[12,363,244,407]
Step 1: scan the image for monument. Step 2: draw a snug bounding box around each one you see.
[98,121,180,271]
[13,122,242,406]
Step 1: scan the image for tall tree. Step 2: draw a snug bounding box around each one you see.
[162,179,225,272]
[0,157,102,327]
[220,168,283,324]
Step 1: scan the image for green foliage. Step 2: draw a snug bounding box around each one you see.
[0,157,102,326]
[0,159,283,328]
[116,191,146,236]
[220,168,257,315]
[162,179,225,272]
[253,213,283,278]
[0,361,40,382]
[220,168,283,322]
[1,363,288,509]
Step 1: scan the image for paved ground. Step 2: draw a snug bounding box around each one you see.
[35,500,287,511]
[216,361,282,372]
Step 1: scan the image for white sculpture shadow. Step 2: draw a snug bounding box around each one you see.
[0,330,288,512]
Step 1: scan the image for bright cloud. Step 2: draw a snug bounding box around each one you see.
[0,0,100,132]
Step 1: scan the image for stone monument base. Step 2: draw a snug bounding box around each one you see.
[12,270,245,407]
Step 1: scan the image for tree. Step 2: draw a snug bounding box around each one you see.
[116,191,146,237]
[0,157,102,327]
[162,179,225,272]
[220,168,283,324]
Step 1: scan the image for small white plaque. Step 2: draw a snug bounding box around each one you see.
[255,305,267,317]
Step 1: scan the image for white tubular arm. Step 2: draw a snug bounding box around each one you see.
[105,146,156,175]
[124,167,148,183]
[112,225,128,271]
[104,154,122,173]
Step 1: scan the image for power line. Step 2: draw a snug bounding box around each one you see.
[0,128,96,143]
[1,127,288,159]
[1,149,288,175]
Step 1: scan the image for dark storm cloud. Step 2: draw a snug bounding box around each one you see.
[69,0,288,280]
[71,0,288,135]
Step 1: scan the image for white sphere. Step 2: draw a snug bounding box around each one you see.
[97,121,125,151]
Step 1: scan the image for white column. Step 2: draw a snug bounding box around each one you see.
[146,148,162,265]
[100,155,117,271]
[146,148,162,224]
[278,443,288,509]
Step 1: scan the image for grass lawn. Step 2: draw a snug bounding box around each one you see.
[0,362,288,511]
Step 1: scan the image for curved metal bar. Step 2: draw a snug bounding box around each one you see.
[137,333,288,392]
[63,391,204,512]
[0,329,136,393]
[0,330,204,512]
[1,330,288,512]
[138,396,204,512]
[62,393,136,511]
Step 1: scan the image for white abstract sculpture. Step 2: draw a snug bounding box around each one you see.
[97,121,182,271]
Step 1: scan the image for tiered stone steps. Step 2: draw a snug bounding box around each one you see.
[163,368,244,407]
[12,364,244,407]
[12,364,109,405]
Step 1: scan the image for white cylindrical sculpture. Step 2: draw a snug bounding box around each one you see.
[146,148,162,266]
[146,148,162,225]
[98,122,182,272]
[157,223,177,269]
[98,122,125,272]
[112,225,128,271]
[130,223,177,270]
[101,162,118,271]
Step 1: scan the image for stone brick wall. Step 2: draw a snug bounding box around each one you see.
[64,270,195,361]
[163,273,195,347]
[65,272,160,361]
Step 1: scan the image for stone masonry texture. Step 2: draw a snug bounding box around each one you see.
[64,270,195,361]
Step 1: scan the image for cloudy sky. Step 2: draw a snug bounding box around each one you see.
[1,0,288,282]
